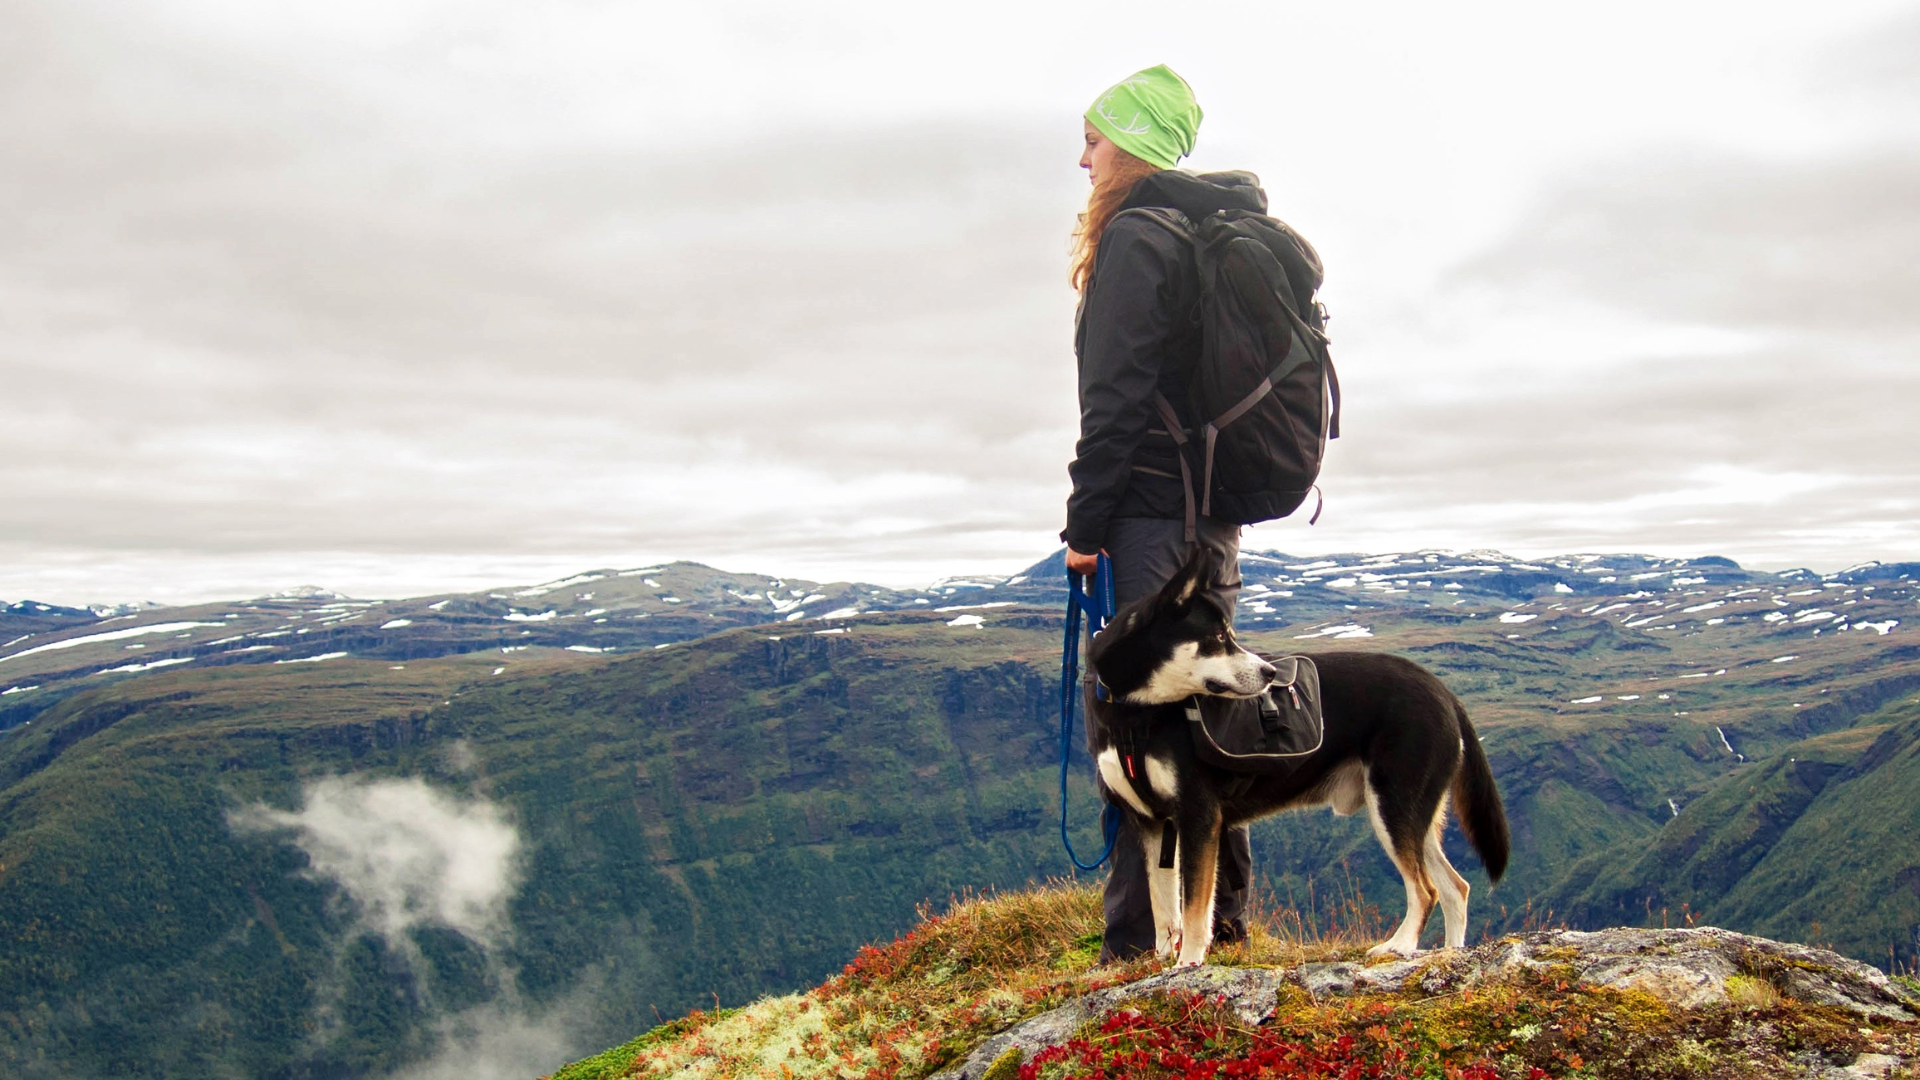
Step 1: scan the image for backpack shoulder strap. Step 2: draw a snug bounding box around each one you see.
[1113,206,1197,254]
[1151,391,1198,546]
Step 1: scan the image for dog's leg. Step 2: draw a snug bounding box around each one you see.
[1174,809,1222,966]
[1365,783,1437,958]
[1424,810,1471,949]
[1140,818,1181,959]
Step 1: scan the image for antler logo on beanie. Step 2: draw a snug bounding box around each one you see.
[1085,65,1202,170]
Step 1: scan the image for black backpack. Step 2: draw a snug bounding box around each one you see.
[1126,206,1341,540]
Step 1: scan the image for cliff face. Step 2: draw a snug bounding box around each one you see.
[548,885,1920,1080]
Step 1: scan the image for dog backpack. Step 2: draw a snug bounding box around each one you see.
[1185,655,1325,776]
[1128,207,1341,540]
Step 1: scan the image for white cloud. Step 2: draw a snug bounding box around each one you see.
[229,775,612,1078]
[386,993,597,1080]
[230,775,520,949]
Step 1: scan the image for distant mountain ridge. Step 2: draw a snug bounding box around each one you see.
[4,549,1912,728]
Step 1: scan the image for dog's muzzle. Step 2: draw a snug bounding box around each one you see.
[1205,657,1277,697]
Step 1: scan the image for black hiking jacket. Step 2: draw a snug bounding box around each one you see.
[1063,170,1269,555]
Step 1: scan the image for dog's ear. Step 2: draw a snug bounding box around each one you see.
[1154,546,1215,612]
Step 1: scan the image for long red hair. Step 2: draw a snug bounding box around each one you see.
[1069,149,1163,291]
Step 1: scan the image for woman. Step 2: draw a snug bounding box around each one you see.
[1062,65,1261,961]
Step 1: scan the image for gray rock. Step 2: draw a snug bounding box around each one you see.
[930,928,1918,1078]
[1292,958,1424,998]
[1838,1053,1905,1078]
[1431,927,1920,1021]
[931,1001,1092,1080]
[1804,1051,1906,1080]
[930,965,1283,1079]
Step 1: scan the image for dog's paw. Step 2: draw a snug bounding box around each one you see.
[1366,941,1420,959]
[1174,939,1211,967]
[1155,924,1182,959]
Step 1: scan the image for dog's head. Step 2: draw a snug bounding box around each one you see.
[1088,547,1276,706]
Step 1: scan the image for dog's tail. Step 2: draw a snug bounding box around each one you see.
[1451,697,1510,882]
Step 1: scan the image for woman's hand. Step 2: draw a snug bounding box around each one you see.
[1066,547,1103,576]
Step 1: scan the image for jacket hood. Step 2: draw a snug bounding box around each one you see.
[1120,170,1267,220]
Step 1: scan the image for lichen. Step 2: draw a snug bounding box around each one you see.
[977,1046,1023,1080]
[543,884,1919,1080]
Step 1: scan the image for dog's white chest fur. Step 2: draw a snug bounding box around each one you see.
[1097,748,1177,817]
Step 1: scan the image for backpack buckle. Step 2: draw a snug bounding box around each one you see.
[1257,690,1283,736]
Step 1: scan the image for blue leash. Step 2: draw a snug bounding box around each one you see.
[1059,555,1121,871]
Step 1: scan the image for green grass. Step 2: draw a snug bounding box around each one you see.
[549,1010,743,1080]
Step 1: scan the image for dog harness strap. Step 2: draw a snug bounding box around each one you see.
[1158,820,1178,869]
[1152,391,1199,546]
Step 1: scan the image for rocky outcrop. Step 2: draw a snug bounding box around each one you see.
[932,966,1281,1079]
[934,928,1920,1080]
[1302,927,1920,1021]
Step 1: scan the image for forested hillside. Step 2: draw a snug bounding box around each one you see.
[0,551,1914,1078]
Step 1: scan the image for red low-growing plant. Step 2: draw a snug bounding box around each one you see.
[839,930,923,986]
[1016,992,1543,1080]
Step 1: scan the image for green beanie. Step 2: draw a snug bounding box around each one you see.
[1085,64,1202,170]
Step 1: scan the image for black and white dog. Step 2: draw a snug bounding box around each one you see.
[1086,548,1510,966]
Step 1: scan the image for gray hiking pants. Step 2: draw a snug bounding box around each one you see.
[1096,516,1254,961]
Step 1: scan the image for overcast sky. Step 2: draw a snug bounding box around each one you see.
[4,0,1916,605]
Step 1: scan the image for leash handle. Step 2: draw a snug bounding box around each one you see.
[1066,556,1116,696]
[1067,561,1112,630]
[1059,554,1119,871]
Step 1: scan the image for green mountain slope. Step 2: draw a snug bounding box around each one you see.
[0,619,1088,1078]
[0,554,1914,1078]
[1721,710,1920,956]
[1540,696,1920,963]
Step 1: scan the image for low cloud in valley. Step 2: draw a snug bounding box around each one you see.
[232,774,601,1078]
